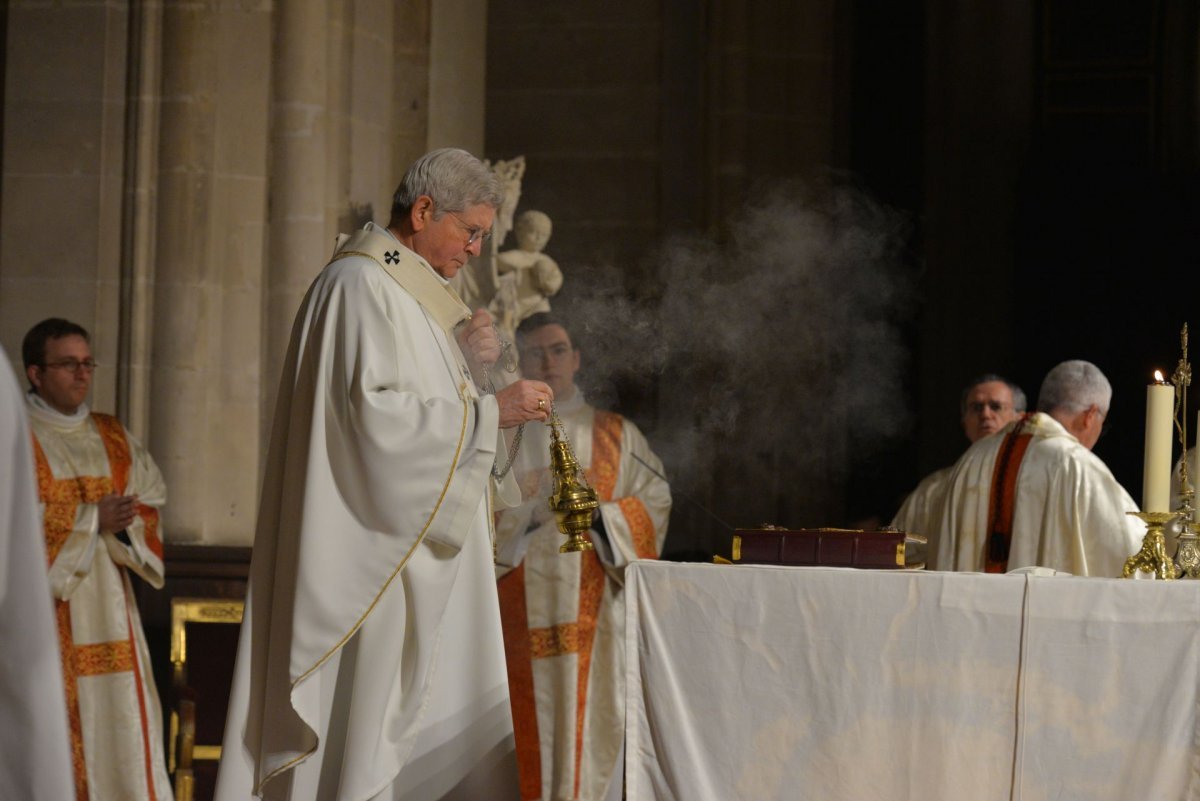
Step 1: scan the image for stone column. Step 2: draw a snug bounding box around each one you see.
[150,1,272,544]
[119,0,164,438]
[393,1,432,180]
[429,0,487,154]
[263,0,331,444]
[328,0,398,237]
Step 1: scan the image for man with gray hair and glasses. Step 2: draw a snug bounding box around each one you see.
[892,374,1025,568]
[936,359,1143,576]
[218,149,551,801]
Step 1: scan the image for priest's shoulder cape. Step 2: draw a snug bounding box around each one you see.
[936,411,1143,577]
[218,223,518,800]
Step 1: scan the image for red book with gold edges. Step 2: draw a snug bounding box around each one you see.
[723,527,925,569]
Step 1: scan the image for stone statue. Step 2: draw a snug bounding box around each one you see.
[490,155,526,250]
[491,210,563,341]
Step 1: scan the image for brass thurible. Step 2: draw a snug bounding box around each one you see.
[548,416,597,553]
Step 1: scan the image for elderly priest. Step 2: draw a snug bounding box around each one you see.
[216,148,553,801]
[936,359,1144,576]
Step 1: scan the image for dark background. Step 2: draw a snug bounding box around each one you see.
[484,0,1200,560]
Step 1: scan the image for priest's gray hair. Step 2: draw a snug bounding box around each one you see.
[1036,360,1112,415]
[960,373,1027,415]
[391,148,503,219]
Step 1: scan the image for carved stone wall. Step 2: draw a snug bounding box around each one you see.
[0,0,485,546]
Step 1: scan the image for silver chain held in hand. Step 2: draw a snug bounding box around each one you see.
[484,330,523,481]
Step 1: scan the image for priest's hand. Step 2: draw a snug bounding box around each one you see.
[98,493,138,534]
[458,308,501,380]
[496,380,554,428]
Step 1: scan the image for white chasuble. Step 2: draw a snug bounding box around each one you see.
[494,390,671,801]
[936,412,1144,577]
[26,395,171,801]
[890,465,953,570]
[0,350,74,801]
[216,223,520,801]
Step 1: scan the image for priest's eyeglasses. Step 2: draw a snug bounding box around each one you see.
[966,400,1010,415]
[44,359,98,373]
[520,343,573,363]
[446,211,492,247]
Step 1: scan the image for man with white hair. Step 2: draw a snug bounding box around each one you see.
[217,148,553,801]
[891,374,1026,568]
[936,360,1144,576]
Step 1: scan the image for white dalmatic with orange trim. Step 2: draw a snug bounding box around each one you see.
[495,388,672,801]
[26,394,172,801]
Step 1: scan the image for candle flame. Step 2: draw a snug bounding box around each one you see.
[1154,370,1165,382]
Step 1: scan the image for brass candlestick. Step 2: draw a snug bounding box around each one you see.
[547,411,597,553]
[1123,511,1179,580]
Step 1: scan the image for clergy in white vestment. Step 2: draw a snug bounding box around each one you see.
[0,344,75,801]
[215,148,555,801]
[19,318,172,801]
[891,374,1025,568]
[495,314,672,801]
[936,359,1144,576]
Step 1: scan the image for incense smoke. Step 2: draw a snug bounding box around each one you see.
[559,181,915,534]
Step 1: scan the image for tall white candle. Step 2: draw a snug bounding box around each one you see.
[1143,373,1174,513]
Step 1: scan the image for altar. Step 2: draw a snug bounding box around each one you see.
[624,561,1200,800]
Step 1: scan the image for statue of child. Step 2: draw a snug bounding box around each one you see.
[491,210,563,339]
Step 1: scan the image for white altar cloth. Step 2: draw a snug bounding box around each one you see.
[624,561,1200,801]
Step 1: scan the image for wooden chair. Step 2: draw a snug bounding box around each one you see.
[169,597,244,801]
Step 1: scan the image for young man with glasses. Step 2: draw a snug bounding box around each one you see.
[20,317,171,801]
[936,360,1143,576]
[494,312,672,801]
[217,148,553,801]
